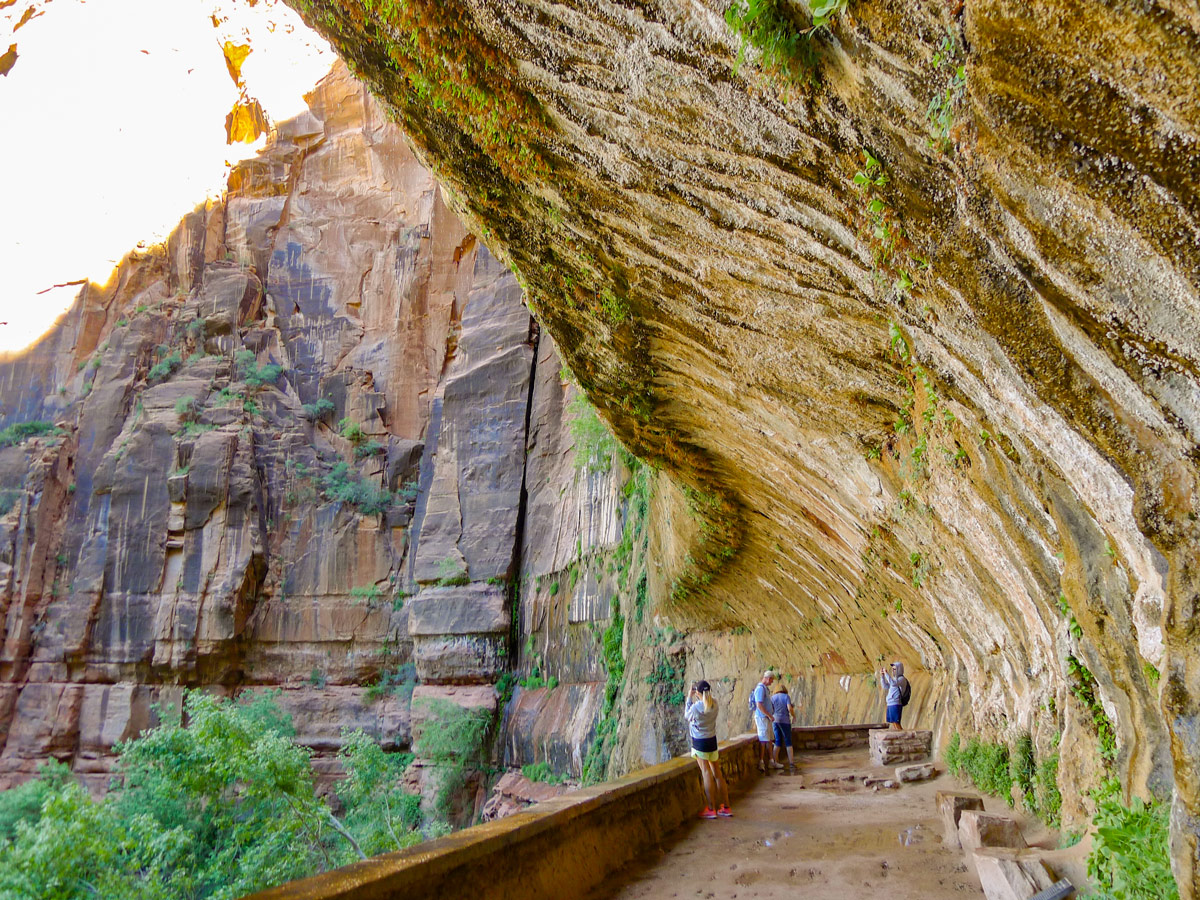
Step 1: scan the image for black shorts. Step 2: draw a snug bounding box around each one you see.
[691,735,718,753]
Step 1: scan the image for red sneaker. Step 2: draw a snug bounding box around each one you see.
[717,805,733,817]
[699,807,718,819]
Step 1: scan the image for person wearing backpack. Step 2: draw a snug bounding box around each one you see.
[750,670,779,773]
[879,660,911,730]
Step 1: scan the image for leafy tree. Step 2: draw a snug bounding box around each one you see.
[412,699,492,824]
[0,691,423,900]
[334,731,420,860]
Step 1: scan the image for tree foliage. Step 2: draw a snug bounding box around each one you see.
[0,691,422,900]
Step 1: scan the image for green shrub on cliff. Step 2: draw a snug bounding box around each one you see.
[1035,750,1062,827]
[725,0,845,84]
[412,698,493,824]
[521,761,567,785]
[234,349,283,389]
[148,350,182,383]
[568,394,624,472]
[321,462,393,516]
[302,397,336,421]
[1087,780,1178,900]
[945,733,1013,805]
[0,420,58,449]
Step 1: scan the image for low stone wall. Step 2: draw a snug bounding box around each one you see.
[869,729,933,765]
[245,735,760,900]
[791,723,884,751]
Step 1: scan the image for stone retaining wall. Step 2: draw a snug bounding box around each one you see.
[791,724,884,751]
[869,729,933,765]
[245,735,761,900]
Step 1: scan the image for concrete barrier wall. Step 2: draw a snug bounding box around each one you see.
[245,725,879,900]
[245,735,761,900]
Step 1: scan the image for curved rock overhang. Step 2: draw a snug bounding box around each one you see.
[285,0,1199,889]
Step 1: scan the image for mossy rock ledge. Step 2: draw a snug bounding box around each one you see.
[287,0,1200,890]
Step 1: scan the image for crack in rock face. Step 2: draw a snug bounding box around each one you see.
[290,0,1199,889]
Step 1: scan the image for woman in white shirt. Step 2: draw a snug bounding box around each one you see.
[683,680,732,818]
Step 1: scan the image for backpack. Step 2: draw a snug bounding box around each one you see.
[748,689,756,714]
[898,676,912,707]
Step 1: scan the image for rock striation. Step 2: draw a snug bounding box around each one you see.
[285,0,1200,890]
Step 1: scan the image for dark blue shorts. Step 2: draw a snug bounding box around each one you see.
[886,705,902,724]
[773,723,792,748]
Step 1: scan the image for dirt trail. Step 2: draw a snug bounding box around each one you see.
[585,747,987,899]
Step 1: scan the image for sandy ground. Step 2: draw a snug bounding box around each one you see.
[586,748,994,900]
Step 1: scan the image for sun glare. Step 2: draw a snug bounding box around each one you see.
[0,0,333,354]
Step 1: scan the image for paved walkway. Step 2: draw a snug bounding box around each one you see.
[585,747,983,899]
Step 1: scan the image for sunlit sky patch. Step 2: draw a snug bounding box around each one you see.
[0,0,333,353]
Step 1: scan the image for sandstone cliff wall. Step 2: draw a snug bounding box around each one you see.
[0,64,637,809]
[285,0,1200,890]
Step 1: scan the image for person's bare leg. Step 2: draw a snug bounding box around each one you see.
[786,745,795,766]
[698,759,716,809]
[713,762,730,809]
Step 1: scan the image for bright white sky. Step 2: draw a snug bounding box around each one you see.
[0,0,335,353]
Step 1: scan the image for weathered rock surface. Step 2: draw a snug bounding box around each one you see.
[0,63,547,798]
[937,790,985,849]
[288,0,1200,888]
[896,762,937,783]
[971,849,1057,900]
[480,771,572,822]
[959,810,1027,854]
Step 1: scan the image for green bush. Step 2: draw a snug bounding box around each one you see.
[945,731,962,774]
[148,350,182,382]
[234,349,283,389]
[349,584,383,605]
[177,421,217,439]
[0,760,73,841]
[1088,786,1179,899]
[365,663,417,703]
[0,489,21,516]
[0,692,424,899]
[568,395,622,472]
[412,698,493,824]
[948,733,1013,805]
[725,0,842,84]
[520,761,567,785]
[0,420,58,448]
[1067,655,1117,763]
[321,462,393,516]
[338,417,365,443]
[582,598,626,786]
[302,397,336,421]
[435,556,470,587]
[354,440,387,460]
[1012,732,1036,806]
[174,396,199,420]
[335,731,420,858]
[1035,751,1062,827]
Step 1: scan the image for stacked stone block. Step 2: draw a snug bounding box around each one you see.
[868,728,932,765]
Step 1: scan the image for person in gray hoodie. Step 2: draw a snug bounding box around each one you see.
[684,680,731,817]
[879,661,908,730]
